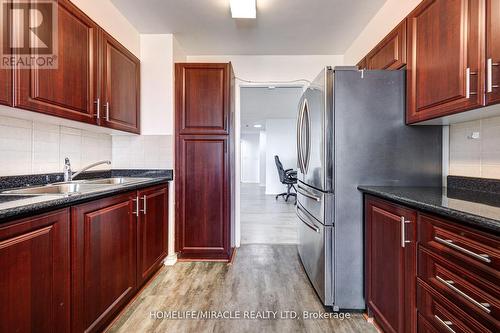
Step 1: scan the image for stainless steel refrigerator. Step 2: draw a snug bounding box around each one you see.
[296,67,442,310]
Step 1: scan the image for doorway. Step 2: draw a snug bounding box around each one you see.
[239,86,303,244]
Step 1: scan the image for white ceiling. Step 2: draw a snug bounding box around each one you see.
[111,0,387,55]
[241,86,303,133]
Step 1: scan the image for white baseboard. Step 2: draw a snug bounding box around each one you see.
[163,253,178,266]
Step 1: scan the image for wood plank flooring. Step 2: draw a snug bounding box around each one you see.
[107,245,375,333]
[241,183,298,244]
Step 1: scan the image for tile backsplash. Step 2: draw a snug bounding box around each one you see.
[0,115,112,176]
[112,135,173,169]
[449,116,500,180]
[0,115,173,177]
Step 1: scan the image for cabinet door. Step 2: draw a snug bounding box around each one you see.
[357,57,367,70]
[407,0,484,124]
[0,209,70,333]
[137,184,168,286]
[0,69,12,106]
[365,196,417,333]
[71,193,137,333]
[176,135,231,260]
[175,63,230,135]
[486,0,500,105]
[366,20,407,70]
[101,32,140,134]
[14,0,99,124]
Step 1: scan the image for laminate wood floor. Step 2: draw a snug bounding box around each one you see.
[241,183,298,244]
[107,245,376,333]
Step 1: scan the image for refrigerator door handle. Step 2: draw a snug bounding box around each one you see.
[297,99,306,173]
[303,100,311,172]
[297,185,321,202]
[297,206,320,233]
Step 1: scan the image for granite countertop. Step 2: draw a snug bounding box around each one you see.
[0,169,173,224]
[358,185,500,234]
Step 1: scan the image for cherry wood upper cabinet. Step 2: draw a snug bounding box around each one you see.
[137,185,168,286]
[0,209,70,333]
[406,0,485,124]
[365,196,417,333]
[0,69,12,106]
[176,135,232,260]
[14,0,99,124]
[486,0,500,105]
[357,57,367,70]
[71,193,137,333]
[366,20,407,70]
[176,63,230,135]
[101,32,141,134]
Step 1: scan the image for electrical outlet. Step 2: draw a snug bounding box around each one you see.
[467,131,480,140]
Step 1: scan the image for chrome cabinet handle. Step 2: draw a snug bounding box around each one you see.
[132,196,139,217]
[434,236,491,263]
[297,206,320,233]
[140,195,147,215]
[487,59,500,93]
[434,315,456,333]
[105,101,110,121]
[466,67,471,98]
[297,185,321,202]
[400,217,411,248]
[436,276,491,313]
[94,98,100,119]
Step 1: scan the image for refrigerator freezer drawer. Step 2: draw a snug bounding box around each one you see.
[297,181,334,225]
[297,203,334,306]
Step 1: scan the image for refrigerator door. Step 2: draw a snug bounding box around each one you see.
[296,202,333,306]
[296,67,334,192]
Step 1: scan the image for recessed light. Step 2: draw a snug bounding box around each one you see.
[253,124,262,128]
[230,0,256,19]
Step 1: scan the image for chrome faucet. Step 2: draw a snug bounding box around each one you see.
[63,158,111,182]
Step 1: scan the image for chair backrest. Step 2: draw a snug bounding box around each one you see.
[274,155,286,183]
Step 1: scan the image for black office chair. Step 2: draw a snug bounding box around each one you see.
[274,155,297,203]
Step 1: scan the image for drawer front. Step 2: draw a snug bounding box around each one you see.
[417,281,492,333]
[418,247,500,330]
[418,214,500,282]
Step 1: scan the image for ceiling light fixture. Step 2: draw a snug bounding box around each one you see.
[230,0,256,19]
[253,124,262,128]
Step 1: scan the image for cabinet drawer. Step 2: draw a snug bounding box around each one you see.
[417,281,492,333]
[418,247,499,330]
[418,214,500,283]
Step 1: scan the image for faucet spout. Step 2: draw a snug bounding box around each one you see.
[69,160,112,181]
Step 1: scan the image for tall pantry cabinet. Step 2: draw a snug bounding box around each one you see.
[175,63,235,261]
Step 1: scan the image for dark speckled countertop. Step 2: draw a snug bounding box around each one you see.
[358,184,500,234]
[0,169,173,224]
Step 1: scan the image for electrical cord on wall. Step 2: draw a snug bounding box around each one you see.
[235,76,312,85]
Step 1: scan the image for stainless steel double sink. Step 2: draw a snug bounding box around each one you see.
[1,177,152,196]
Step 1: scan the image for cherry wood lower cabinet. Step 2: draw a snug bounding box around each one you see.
[365,196,417,333]
[71,193,138,333]
[137,185,168,286]
[0,209,71,333]
[365,195,500,333]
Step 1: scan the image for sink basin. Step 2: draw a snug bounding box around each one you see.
[83,177,150,185]
[2,183,110,195]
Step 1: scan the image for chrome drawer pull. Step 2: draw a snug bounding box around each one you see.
[132,196,139,217]
[400,217,411,248]
[434,236,491,263]
[434,315,456,333]
[297,186,321,202]
[436,276,491,314]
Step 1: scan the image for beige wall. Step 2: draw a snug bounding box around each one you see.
[449,117,500,179]
[344,0,423,65]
